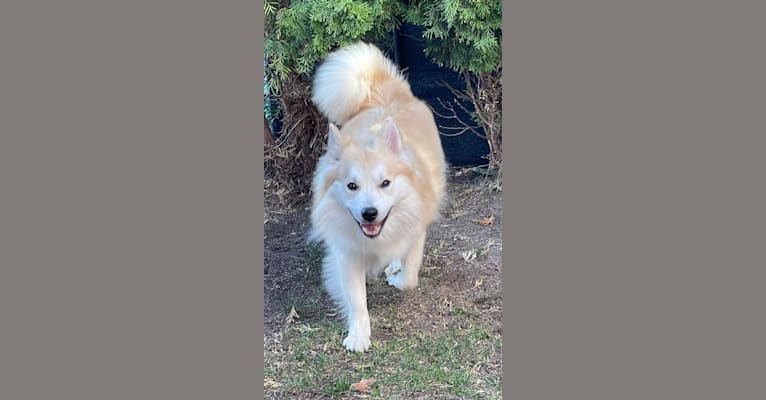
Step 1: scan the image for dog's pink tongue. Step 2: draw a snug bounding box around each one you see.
[361,223,381,236]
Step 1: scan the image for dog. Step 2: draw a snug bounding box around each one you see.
[309,42,447,352]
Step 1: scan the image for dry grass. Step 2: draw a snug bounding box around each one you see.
[264,169,503,399]
[264,76,328,204]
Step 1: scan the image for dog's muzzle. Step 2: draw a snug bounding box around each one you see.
[350,208,391,238]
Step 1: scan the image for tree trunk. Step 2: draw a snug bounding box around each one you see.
[264,115,274,146]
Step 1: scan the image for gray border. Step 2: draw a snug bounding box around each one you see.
[501,2,510,399]
[1,1,263,399]
[507,1,766,399]
[3,1,766,399]
[256,3,266,397]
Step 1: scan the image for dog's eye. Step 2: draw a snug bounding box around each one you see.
[347,182,358,191]
[380,179,391,188]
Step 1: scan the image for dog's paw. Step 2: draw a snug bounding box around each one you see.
[343,334,371,352]
[386,272,417,291]
[384,260,402,277]
[386,271,404,289]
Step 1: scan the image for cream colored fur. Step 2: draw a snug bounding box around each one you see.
[310,42,446,352]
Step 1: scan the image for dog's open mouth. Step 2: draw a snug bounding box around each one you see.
[360,223,382,237]
[355,209,391,238]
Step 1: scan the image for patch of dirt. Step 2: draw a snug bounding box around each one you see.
[264,168,503,345]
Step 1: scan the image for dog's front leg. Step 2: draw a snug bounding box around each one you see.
[323,252,371,352]
[384,259,402,276]
[337,258,371,351]
[342,260,371,352]
[386,231,426,290]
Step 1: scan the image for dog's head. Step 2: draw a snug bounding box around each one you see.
[313,117,416,239]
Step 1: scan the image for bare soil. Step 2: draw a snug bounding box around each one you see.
[264,167,503,398]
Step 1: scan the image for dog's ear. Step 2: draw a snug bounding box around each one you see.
[326,123,345,159]
[382,117,402,154]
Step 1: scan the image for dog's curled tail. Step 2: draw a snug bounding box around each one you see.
[312,42,407,125]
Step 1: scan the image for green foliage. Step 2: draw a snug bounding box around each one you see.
[264,0,503,189]
[265,0,404,95]
[404,0,502,73]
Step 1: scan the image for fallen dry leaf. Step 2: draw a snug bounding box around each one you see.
[460,249,478,261]
[350,378,376,394]
[476,216,495,225]
[284,306,299,325]
[264,377,281,389]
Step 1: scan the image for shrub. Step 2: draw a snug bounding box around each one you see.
[264,0,403,202]
[405,0,502,186]
[264,0,503,199]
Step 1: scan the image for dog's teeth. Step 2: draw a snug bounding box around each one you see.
[362,223,381,236]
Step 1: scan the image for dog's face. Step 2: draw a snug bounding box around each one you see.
[318,119,414,239]
[333,155,402,238]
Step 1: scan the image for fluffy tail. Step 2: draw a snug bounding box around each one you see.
[311,42,407,125]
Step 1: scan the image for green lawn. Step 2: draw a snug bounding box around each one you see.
[265,318,501,399]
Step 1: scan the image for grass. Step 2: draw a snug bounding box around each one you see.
[264,241,502,399]
[265,318,501,399]
[265,169,503,399]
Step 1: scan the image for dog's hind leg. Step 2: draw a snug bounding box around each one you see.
[387,231,426,290]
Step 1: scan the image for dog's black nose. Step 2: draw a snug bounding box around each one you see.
[362,207,378,222]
